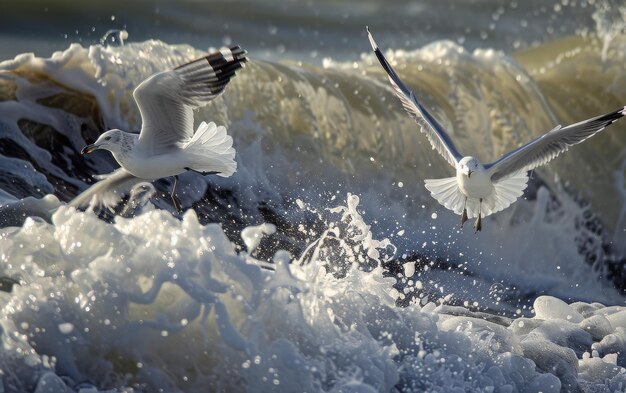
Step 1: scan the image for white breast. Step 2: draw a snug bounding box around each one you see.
[457,169,494,199]
[115,151,187,180]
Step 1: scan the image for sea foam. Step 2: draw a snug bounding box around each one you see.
[0,195,625,392]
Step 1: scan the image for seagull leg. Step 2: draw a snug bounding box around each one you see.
[460,197,468,227]
[473,198,482,233]
[184,167,220,176]
[171,175,182,213]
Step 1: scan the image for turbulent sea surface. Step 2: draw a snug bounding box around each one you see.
[1,0,626,392]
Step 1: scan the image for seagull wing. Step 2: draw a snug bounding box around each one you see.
[69,168,141,210]
[485,107,626,182]
[133,46,248,154]
[367,27,463,168]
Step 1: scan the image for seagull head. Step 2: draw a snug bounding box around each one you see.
[459,156,481,178]
[81,129,123,155]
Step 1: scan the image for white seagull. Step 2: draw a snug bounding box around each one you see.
[76,46,248,212]
[367,28,625,232]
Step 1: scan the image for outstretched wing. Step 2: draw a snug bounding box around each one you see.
[367,27,463,168]
[134,46,248,154]
[69,168,141,210]
[486,107,625,182]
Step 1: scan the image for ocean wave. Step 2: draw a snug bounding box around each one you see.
[1,35,626,391]
[0,36,624,289]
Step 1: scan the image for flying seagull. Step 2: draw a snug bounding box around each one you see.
[78,46,248,212]
[367,27,625,232]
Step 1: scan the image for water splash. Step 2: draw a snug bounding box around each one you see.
[1,196,626,391]
[592,0,626,62]
[99,30,129,47]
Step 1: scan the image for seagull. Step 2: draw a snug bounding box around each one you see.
[78,45,248,212]
[367,27,625,232]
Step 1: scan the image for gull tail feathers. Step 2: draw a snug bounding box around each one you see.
[482,171,529,217]
[424,177,466,216]
[182,121,237,177]
[424,171,528,219]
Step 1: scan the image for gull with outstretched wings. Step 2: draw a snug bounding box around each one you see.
[367,27,625,232]
[75,45,248,212]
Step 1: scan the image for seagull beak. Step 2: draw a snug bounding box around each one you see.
[81,143,98,155]
[467,170,473,178]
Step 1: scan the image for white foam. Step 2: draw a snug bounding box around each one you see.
[241,223,276,254]
[534,295,584,323]
[403,261,415,277]
[0,195,624,391]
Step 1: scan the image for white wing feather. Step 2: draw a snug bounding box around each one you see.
[486,107,626,181]
[367,27,463,168]
[133,46,248,154]
[69,168,140,210]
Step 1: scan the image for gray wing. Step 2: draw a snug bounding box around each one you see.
[134,46,248,154]
[486,107,626,182]
[367,27,463,168]
[69,168,140,209]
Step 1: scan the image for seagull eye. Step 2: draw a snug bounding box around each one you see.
[105,136,111,141]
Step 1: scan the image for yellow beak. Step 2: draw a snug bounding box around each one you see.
[81,144,98,154]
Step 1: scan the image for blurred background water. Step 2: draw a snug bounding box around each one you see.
[0,0,619,61]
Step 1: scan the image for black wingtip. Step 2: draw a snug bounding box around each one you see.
[595,106,626,125]
[174,45,249,72]
[227,45,249,62]
[366,27,378,51]
[204,46,249,79]
[367,29,396,79]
